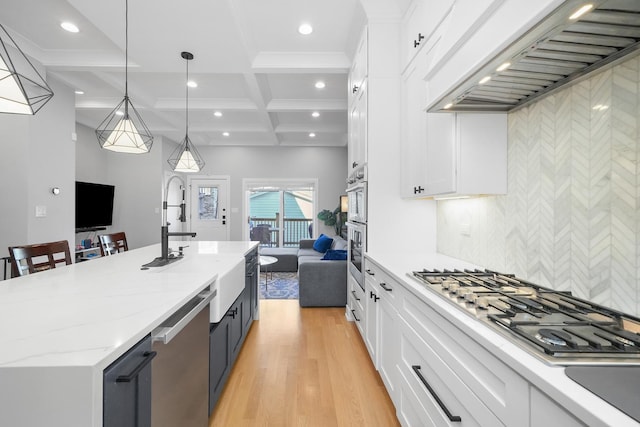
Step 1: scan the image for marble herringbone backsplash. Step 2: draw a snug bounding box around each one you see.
[437,55,640,316]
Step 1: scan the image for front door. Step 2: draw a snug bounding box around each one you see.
[189,177,230,241]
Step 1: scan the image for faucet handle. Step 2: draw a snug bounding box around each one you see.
[178,245,189,256]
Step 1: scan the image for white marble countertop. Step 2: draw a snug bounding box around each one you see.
[366,250,639,427]
[0,241,257,370]
[0,241,258,427]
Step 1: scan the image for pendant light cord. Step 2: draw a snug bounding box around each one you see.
[185,57,189,139]
[124,0,129,97]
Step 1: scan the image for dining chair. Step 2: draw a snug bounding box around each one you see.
[250,224,272,247]
[8,240,73,278]
[98,232,129,256]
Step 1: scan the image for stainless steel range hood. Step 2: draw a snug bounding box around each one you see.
[429,0,640,112]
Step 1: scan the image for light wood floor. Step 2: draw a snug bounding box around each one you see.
[209,300,400,427]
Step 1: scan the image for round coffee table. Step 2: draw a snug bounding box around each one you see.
[259,255,278,290]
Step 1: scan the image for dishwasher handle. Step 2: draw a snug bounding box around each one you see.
[152,286,216,344]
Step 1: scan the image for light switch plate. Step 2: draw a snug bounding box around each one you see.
[35,205,47,217]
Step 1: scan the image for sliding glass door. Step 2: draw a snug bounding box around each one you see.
[244,180,316,248]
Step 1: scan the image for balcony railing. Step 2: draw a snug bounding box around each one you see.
[250,217,313,247]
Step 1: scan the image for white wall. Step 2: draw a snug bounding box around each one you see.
[74,133,347,246]
[366,20,437,255]
[74,123,164,250]
[188,145,348,241]
[0,76,76,259]
[437,55,640,316]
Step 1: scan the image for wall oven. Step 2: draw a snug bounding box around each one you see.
[346,164,367,224]
[347,221,366,291]
[346,182,367,224]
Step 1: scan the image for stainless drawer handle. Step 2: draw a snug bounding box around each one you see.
[412,365,462,423]
[380,282,392,292]
[351,309,360,322]
[351,290,360,301]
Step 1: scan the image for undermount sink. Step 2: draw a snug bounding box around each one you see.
[209,257,246,323]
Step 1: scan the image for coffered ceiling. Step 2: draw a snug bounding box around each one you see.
[0,0,366,147]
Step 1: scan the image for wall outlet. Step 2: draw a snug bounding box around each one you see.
[35,205,47,217]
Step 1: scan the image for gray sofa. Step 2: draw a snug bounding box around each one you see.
[260,236,347,307]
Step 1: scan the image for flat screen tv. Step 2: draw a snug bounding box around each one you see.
[75,181,115,230]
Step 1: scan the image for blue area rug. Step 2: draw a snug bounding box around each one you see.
[259,272,299,299]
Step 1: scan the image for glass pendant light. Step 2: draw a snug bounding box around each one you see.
[0,24,53,115]
[95,0,153,153]
[167,51,205,173]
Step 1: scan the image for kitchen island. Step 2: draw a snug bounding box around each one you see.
[362,251,639,427]
[0,241,258,427]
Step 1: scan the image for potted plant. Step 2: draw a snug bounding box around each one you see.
[317,206,342,235]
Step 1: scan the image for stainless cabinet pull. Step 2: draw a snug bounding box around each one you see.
[116,351,157,383]
[412,365,462,422]
[351,290,360,301]
[380,282,392,292]
[351,309,360,322]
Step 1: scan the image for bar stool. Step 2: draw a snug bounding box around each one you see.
[8,240,73,278]
[98,232,129,256]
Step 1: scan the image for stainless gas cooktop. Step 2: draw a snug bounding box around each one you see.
[411,269,640,365]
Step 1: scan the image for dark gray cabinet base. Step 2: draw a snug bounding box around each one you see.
[103,335,154,427]
[208,248,258,415]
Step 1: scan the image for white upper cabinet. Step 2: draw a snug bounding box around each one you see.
[348,81,367,172]
[425,0,564,107]
[348,27,368,173]
[401,0,455,69]
[427,113,507,197]
[348,27,368,107]
[400,54,428,198]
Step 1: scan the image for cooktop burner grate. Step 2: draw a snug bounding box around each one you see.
[411,269,640,363]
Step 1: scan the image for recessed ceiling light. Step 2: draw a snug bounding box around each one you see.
[315,81,325,89]
[115,110,124,116]
[213,111,222,117]
[222,132,230,137]
[311,111,320,118]
[570,4,593,20]
[443,103,453,110]
[479,76,491,84]
[309,133,316,138]
[298,23,313,35]
[74,90,84,95]
[187,80,198,88]
[592,104,609,111]
[61,22,79,33]
[496,62,511,72]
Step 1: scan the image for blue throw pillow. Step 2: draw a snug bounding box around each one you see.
[313,234,334,253]
[321,249,347,261]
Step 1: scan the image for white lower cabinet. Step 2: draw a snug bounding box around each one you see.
[529,387,586,427]
[363,259,402,404]
[397,316,503,427]
[348,273,365,337]
[364,277,379,364]
[362,255,536,427]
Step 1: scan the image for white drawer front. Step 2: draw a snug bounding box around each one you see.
[401,293,526,423]
[364,258,401,308]
[398,316,504,427]
[350,274,365,313]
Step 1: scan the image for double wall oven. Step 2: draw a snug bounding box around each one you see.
[346,164,367,290]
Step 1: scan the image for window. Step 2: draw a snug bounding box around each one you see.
[198,186,219,220]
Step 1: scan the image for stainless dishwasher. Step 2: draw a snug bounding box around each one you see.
[151,285,216,427]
